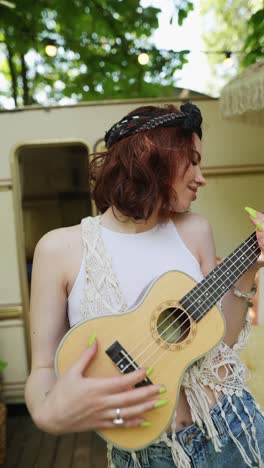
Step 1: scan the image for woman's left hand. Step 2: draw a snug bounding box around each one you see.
[246,207,264,265]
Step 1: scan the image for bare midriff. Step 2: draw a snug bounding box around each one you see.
[171,386,221,431]
[171,366,227,432]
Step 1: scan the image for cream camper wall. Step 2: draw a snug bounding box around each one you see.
[0,98,263,403]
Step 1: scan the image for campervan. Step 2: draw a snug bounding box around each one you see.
[0,97,263,402]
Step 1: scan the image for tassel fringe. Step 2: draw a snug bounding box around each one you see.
[131,450,141,468]
[107,443,115,468]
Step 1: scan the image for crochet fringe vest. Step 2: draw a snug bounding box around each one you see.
[80,216,263,467]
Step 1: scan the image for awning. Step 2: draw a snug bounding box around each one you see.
[220,60,264,126]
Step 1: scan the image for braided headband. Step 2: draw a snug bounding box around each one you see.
[104,102,202,148]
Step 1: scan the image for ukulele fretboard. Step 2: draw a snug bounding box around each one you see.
[179,231,260,321]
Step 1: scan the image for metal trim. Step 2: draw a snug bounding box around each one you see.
[202,164,264,176]
[0,305,23,320]
[0,96,216,115]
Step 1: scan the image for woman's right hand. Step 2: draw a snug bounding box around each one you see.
[35,340,166,434]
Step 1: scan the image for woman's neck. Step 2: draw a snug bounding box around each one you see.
[100,207,160,234]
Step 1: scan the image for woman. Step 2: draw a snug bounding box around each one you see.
[25,102,264,467]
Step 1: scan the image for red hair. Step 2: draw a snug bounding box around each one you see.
[89,104,199,221]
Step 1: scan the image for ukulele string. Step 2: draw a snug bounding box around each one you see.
[118,238,259,371]
[117,237,259,373]
[136,242,259,371]
[117,239,259,374]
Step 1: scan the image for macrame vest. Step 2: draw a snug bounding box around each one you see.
[80,216,263,468]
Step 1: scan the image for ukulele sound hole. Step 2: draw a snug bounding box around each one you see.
[157,307,191,344]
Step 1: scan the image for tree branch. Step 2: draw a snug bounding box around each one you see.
[20,53,30,105]
[5,42,18,106]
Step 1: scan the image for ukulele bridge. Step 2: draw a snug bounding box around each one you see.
[105,341,153,387]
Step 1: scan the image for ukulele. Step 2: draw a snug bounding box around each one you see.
[55,230,260,450]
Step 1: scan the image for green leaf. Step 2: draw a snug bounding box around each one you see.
[0,360,7,372]
[187,2,194,13]
[178,8,187,26]
[249,9,264,26]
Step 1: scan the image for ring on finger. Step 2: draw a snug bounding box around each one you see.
[113,408,125,426]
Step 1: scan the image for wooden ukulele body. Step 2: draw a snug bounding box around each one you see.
[55,270,225,450]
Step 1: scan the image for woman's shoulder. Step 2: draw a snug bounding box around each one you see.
[171,212,216,274]
[32,224,83,290]
[35,224,81,253]
[171,211,212,234]
[33,224,83,275]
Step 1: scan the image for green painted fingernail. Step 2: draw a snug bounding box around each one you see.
[159,387,167,395]
[256,222,263,232]
[140,421,152,427]
[245,207,257,219]
[154,399,169,409]
[88,333,96,346]
[146,367,154,376]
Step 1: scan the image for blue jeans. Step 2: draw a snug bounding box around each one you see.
[111,390,264,467]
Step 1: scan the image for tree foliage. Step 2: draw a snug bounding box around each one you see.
[0,0,193,108]
[199,0,263,95]
[242,8,264,67]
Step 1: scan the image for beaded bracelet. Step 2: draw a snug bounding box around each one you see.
[231,283,257,307]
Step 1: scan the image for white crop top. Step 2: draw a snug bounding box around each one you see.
[67,219,203,327]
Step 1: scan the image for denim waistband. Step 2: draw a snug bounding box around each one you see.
[174,389,255,455]
[112,389,258,466]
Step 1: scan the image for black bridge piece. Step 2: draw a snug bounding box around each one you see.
[105,341,153,387]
